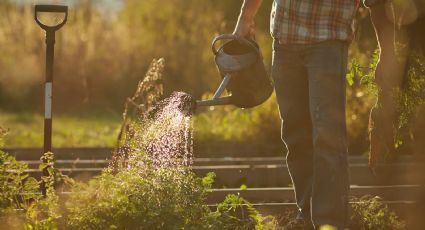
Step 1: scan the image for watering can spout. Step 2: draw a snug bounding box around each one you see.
[195,73,233,108]
[195,96,233,107]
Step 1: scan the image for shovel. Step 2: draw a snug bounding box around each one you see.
[35,4,68,196]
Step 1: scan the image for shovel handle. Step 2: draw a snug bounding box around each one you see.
[212,34,259,55]
[35,5,68,31]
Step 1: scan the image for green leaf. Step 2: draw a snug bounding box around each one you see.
[239,184,247,190]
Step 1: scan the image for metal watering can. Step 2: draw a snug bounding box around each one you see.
[196,34,273,109]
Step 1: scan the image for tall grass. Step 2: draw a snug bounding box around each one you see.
[0,0,229,112]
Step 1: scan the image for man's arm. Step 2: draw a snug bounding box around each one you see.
[233,0,263,38]
[367,1,410,169]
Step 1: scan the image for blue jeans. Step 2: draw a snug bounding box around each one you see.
[272,40,350,229]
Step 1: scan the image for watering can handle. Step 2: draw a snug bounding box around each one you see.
[35,5,68,31]
[211,34,260,55]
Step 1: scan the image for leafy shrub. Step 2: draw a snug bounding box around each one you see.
[0,128,40,228]
[397,51,425,147]
[0,128,73,229]
[350,196,406,230]
[65,166,278,230]
[215,194,278,230]
[0,150,40,212]
[66,165,216,229]
[24,152,74,230]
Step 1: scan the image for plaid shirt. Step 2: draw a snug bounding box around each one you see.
[271,0,360,44]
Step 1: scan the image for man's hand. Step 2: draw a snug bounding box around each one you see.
[233,0,263,39]
[233,15,256,39]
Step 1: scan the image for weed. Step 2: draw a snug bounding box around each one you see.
[350,196,406,230]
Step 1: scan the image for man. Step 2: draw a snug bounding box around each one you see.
[234,0,359,229]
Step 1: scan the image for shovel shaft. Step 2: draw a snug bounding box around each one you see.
[43,83,53,153]
[45,31,55,82]
[42,30,56,196]
[43,31,55,153]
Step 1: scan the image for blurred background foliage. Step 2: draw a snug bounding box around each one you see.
[1,0,418,155]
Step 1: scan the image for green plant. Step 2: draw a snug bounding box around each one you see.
[66,163,217,229]
[396,51,425,146]
[0,129,40,228]
[345,50,379,155]
[24,152,74,230]
[215,194,278,230]
[350,196,406,230]
[0,150,40,212]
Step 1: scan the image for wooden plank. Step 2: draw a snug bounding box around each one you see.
[3,148,112,160]
[20,159,110,169]
[207,201,419,221]
[17,162,424,186]
[206,185,424,203]
[3,148,419,164]
[194,163,424,187]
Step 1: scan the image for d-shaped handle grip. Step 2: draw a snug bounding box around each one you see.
[35,5,68,31]
[211,34,260,56]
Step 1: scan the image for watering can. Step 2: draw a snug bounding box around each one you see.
[196,34,273,109]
